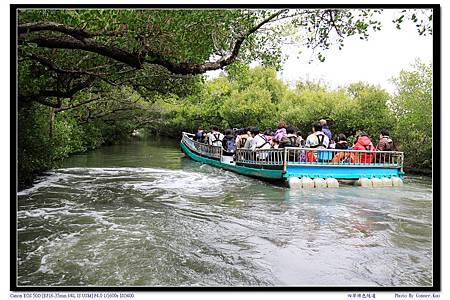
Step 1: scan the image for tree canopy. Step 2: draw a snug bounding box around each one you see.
[16,8,434,187]
[18,8,432,107]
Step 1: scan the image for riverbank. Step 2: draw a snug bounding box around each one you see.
[403,167,433,176]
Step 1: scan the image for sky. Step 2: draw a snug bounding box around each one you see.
[279,9,433,94]
[208,9,433,95]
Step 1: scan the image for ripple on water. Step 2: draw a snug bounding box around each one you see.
[17,164,433,287]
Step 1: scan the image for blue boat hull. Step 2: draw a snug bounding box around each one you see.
[284,164,402,179]
[180,137,403,182]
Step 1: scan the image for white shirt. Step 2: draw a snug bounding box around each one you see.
[251,134,271,151]
[305,131,330,149]
[208,131,224,146]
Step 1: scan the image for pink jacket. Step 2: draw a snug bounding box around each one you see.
[274,128,286,142]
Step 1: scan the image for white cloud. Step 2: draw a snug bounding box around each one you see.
[277,9,433,94]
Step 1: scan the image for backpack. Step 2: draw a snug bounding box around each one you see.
[238,136,247,148]
[309,133,327,149]
[288,136,298,147]
[382,136,394,151]
[211,133,222,146]
[279,135,294,148]
[225,137,236,153]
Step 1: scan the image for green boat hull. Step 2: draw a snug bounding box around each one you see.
[180,142,284,180]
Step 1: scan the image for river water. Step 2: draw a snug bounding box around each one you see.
[17,137,433,287]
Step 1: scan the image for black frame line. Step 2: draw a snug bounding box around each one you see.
[11,3,441,292]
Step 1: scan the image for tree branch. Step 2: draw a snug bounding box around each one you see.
[55,96,102,113]
[19,94,61,108]
[40,76,96,98]
[19,35,143,69]
[18,21,120,40]
[19,75,96,107]
[26,53,117,85]
[18,10,287,75]
[79,107,138,124]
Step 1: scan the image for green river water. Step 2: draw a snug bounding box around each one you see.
[17,137,433,287]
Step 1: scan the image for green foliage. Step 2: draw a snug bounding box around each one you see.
[18,62,433,189]
[18,102,54,187]
[390,61,432,169]
[17,9,434,187]
[346,82,395,138]
[17,86,152,189]
[52,116,87,160]
[221,85,276,129]
[157,67,396,142]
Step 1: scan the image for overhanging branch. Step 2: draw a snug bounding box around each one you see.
[18,9,287,75]
[27,53,118,85]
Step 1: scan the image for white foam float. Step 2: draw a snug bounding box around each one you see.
[381,177,393,187]
[301,177,315,188]
[313,178,327,188]
[287,177,302,188]
[354,178,373,187]
[325,178,339,188]
[391,177,403,186]
[371,178,383,187]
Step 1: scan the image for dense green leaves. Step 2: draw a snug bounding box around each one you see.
[16,9,433,187]
[390,61,432,169]
[155,67,393,139]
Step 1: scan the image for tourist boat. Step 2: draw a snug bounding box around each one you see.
[180,132,405,188]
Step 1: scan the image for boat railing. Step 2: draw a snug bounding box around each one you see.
[284,147,404,170]
[181,132,222,159]
[182,132,404,171]
[234,148,285,166]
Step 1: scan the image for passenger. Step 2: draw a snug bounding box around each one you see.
[352,131,375,163]
[305,122,330,162]
[208,126,224,147]
[331,133,353,163]
[194,127,204,142]
[222,129,236,156]
[352,131,375,151]
[280,126,301,148]
[296,131,307,162]
[297,131,305,147]
[335,133,349,150]
[250,127,272,151]
[273,122,287,144]
[264,128,274,143]
[272,139,280,149]
[320,119,332,141]
[376,129,395,151]
[278,126,300,161]
[236,127,252,149]
[234,128,243,147]
[202,131,209,144]
[305,122,330,149]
